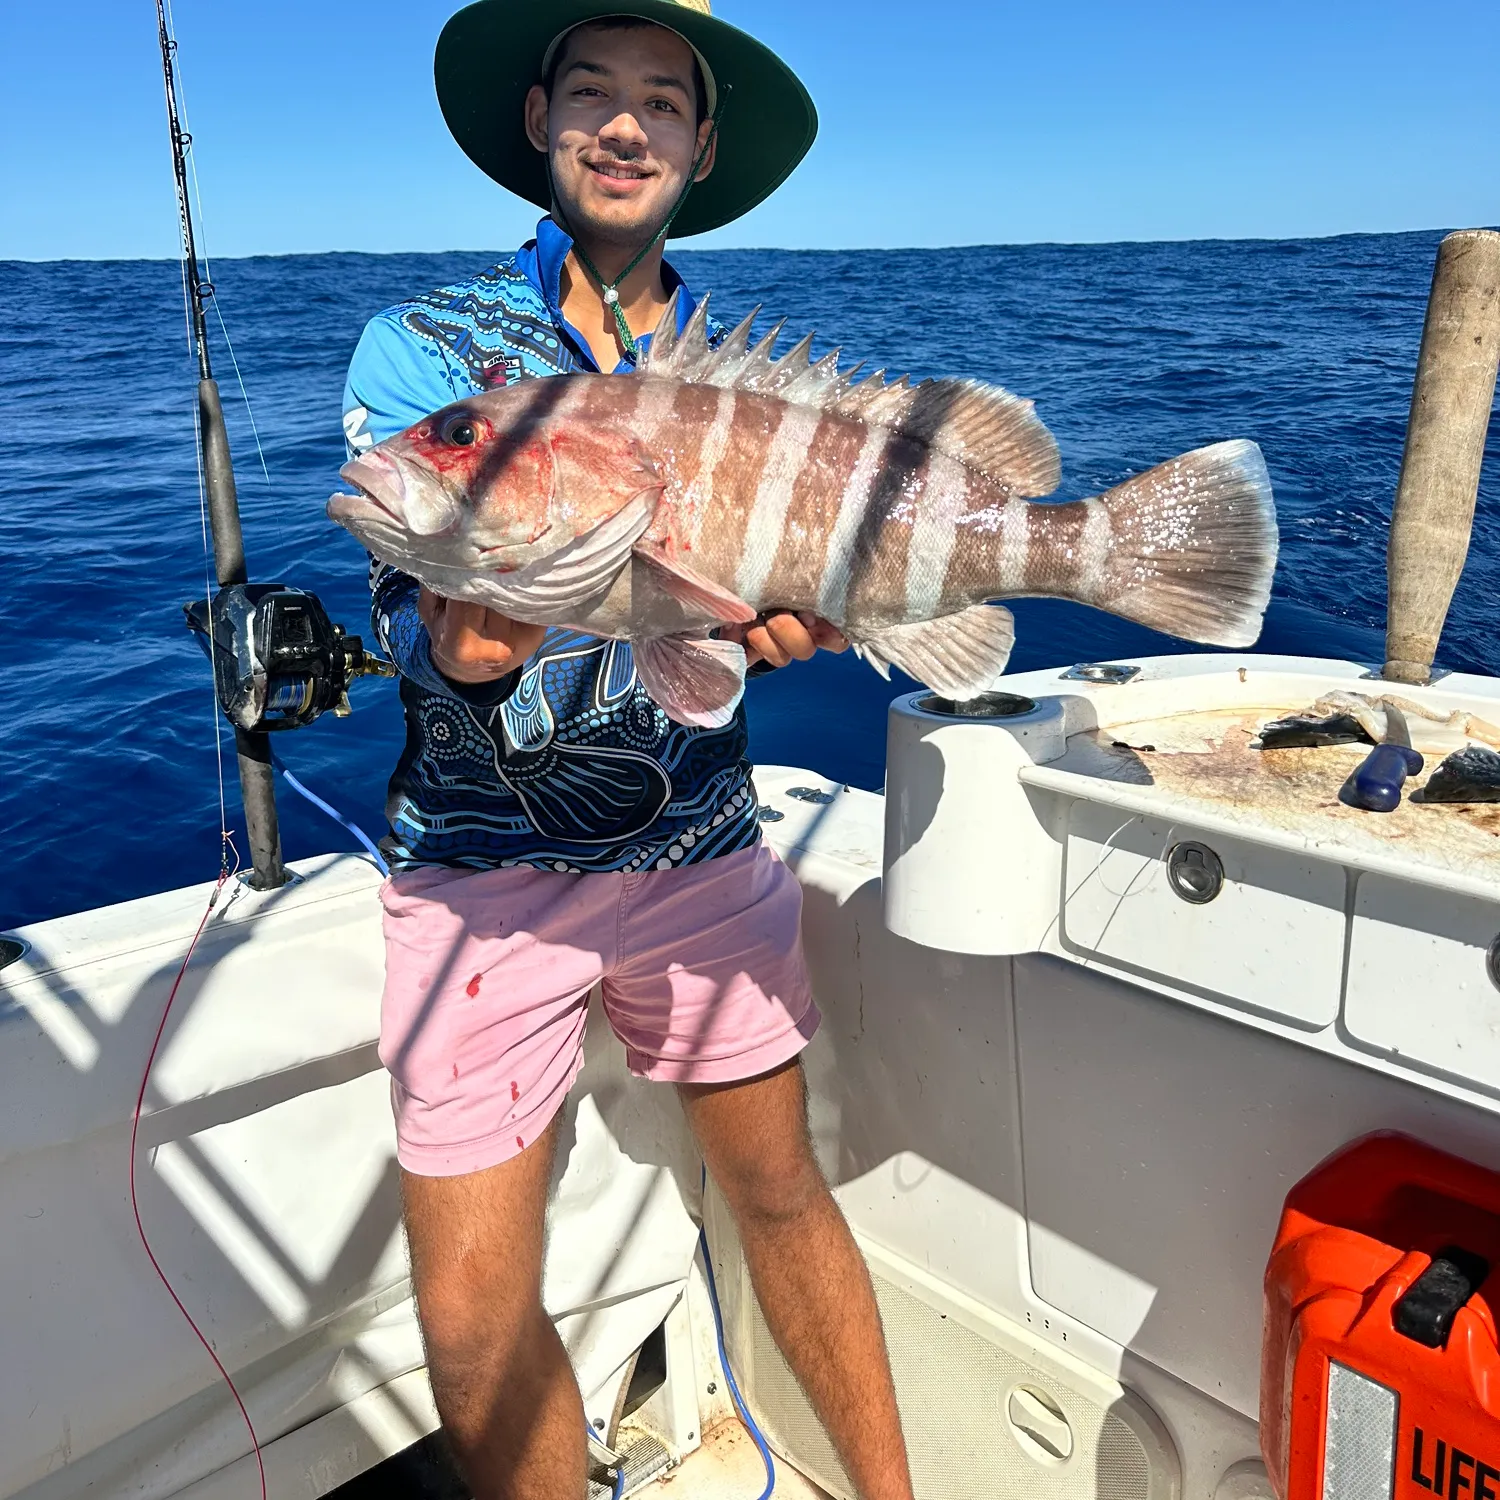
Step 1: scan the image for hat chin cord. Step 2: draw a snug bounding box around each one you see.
[549,85,729,361]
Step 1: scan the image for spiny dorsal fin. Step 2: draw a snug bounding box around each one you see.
[642,293,1060,497]
[645,288,687,366]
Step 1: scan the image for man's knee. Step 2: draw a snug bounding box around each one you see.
[419,1285,553,1437]
[718,1129,829,1229]
[416,1256,545,1365]
[684,1061,830,1228]
[399,1131,559,1425]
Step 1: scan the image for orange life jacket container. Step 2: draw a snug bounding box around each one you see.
[1262,1132,1500,1500]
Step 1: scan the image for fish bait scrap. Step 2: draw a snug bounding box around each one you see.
[1419,746,1500,804]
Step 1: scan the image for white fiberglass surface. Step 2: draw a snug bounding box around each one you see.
[0,855,705,1500]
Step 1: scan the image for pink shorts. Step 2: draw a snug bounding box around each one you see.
[377,842,820,1176]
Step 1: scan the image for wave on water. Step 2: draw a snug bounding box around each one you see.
[1,230,1496,927]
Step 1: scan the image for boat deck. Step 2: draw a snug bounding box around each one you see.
[642,1421,830,1498]
[1007,660,1500,899]
[340,1419,832,1500]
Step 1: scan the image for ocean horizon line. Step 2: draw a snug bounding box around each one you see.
[5,224,1492,269]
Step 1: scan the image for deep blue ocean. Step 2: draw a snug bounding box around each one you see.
[4,232,1498,930]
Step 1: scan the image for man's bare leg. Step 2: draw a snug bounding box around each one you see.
[401,1115,586,1499]
[679,1060,916,1500]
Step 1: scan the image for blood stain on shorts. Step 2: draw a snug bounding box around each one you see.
[466,974,482,997]
[452,1064,459,1080]
[516,1136,525,1151]
[510,1080,520,1102]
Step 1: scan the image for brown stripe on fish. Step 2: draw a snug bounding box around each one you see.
[840,432,931,629]
[695,388,786,580]
[935,481,1029,609]
[840,378,1019,627]
[762,412,871,610]
[649,380,727,546]
[734,402,827,601]
[627,379,714,550]
[1023,499,1093,599]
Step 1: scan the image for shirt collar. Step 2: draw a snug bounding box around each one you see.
[521,216,697,371]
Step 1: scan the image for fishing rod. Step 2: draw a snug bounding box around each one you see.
[157,0,391,891]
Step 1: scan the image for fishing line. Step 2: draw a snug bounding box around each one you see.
[1062,813,1141,903]
[211,303,275,494]
[143,5,265,1494]
[190,377,233,874]
[128,871,267,1500]
[164,0,277,500]
[1062,815,1189,964]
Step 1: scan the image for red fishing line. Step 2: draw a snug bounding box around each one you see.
[128,872,267,1500]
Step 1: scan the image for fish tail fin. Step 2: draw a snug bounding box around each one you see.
[1094,439,1278,647]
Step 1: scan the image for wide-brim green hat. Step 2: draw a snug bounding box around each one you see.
[435,0,817,238]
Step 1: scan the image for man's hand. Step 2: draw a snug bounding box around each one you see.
[721,610,849,669]
[418,586,547,685]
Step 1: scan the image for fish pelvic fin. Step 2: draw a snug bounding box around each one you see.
[641,294,1060,497]
[634,542,759,624]
[633,634,748,728]
[851,605,1016,700]
[1085,439,1278,648]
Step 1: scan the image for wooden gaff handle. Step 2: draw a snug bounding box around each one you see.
[1384,229,1500,685]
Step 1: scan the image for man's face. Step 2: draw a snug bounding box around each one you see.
[524,22,716,248]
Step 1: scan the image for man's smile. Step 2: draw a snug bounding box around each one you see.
[585,157,655,184]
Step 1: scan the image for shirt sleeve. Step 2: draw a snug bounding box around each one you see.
[368,559,521,706]
[344,313,519,704]
[342,311,469,453]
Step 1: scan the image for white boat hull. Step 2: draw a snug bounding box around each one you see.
[8,652,1500,1499]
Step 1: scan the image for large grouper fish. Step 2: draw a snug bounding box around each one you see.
[330,294,1278,726]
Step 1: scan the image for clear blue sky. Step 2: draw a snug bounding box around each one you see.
[4,0,1497,260]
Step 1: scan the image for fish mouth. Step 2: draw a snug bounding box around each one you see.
[336,452,407,524]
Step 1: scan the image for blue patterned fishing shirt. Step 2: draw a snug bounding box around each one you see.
[342,217,761,875]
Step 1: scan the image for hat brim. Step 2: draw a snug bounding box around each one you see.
[435,0,817,238]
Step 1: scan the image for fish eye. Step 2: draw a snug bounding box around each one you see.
[442,416,477,446]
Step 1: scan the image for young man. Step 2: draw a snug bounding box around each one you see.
[341,3,916,1497]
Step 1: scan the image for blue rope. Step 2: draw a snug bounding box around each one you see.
[587,1421,627,1499]
[700,1169,776,1498]
[268,751,389,875]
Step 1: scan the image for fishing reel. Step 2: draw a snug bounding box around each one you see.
[184,583,394,734]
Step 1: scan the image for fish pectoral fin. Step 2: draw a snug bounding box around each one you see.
[633,634,747,729]
[634,543,759,624]
[851,606,1016,700]
[478,492,658,625]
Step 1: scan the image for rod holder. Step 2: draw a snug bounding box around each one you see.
[200,377,286,889]
[1384,229,1500,685]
